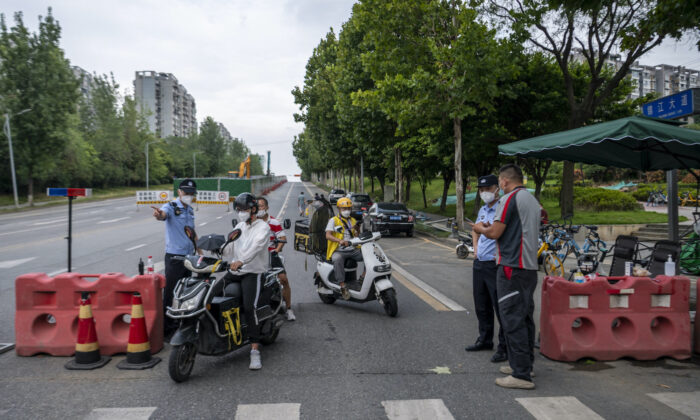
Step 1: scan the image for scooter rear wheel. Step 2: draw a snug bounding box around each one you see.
[260,326,280,345]
[456,244,469,259]
[318,292,336,304]
[168,342,196,383]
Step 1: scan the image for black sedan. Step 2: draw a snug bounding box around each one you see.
[349,193,373,220]
[364,202,414,237]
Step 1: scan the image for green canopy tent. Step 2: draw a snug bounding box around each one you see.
[498,115,700,241]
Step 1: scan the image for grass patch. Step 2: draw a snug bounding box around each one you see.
[0,184,173,213]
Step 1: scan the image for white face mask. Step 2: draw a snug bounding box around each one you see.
[257,209,267,218]
[480,191,496,204]
[341,210,351,218]
[237,211,250,222]
[181,195,193,205]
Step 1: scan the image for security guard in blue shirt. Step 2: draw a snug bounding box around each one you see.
[465,174,507,363]
[152,178,200,337]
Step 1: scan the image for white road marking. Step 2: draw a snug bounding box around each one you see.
[125,244,146,252]
[382,399,455,420]
[392,263,467,311]
[0,343,14,354]
[47,268,68,277]
[516,396,604,420]
[199,222,207,226]
[276,183,295,220]
[32,217,67,226]
[234,403,300,420]
[216,216,223,219]
[0,257,36,269]
[84,407,157,420]
[648,392,700,419]
[97,217,130,224]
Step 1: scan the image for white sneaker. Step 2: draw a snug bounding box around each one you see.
[286,309,296,321]
[249,349,262,370]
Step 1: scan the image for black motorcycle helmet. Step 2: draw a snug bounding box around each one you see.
[234,192,258,212]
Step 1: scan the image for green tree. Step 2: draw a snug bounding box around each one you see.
[0,9,80,203]
[488,0,700,217]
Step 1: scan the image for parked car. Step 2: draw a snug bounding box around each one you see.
[329,188,346,204]
[349,193,373,220]
[364,202,414,237]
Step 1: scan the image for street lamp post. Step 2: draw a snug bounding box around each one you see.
[193,151,202,178]
[3,108,32,208]
[145,140,158,190]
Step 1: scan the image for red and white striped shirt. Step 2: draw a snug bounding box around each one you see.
[266,216,286,252]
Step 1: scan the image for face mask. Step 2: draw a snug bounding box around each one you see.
[341,210,351,218]
[181,195,193,205]
[238,211,250,222]
[257,209,267,218]
[480,191,496,204]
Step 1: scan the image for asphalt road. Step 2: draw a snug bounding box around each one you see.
[0,181,698,419]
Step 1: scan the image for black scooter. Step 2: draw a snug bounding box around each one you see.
[166,224,286,382]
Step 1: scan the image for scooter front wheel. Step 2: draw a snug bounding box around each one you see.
[168,342,197,383]
[318,292,336,304]
[380,288,398,317]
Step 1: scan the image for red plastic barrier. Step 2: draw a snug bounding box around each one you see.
[540,275,691,361]
[15,272,165,356]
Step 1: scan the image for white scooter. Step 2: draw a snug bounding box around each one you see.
[314,230,398,317]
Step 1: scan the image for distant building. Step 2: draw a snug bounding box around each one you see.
[570,50,700,100]
[71,65,94,102]
[217,122,233,142]
[133,71,197,138]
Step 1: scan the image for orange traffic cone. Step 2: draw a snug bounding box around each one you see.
[65,292,110,370]
[117,292,161,369]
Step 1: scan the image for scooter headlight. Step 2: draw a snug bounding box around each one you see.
[179,288,206,311]
[374,264,392,273]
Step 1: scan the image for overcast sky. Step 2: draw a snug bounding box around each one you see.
[3,1,699,176]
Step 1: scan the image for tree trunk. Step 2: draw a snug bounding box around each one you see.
[371,176,374,195]
[440,171,452,212]
[27,176,34,206]
[561,161,575,218]
[419,175,428,208]
[394,147,403,203]
[473,192,482,216]
[405,174,412,203]
[454,116,464,230]
[378,176,385,201]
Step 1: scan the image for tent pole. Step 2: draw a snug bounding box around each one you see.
[667,169,679,242]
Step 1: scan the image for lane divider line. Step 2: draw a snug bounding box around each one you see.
[391,263,466,312]
[516,396,605,420]
[392,270,450,312]
[275,182,294,220]
[97,217,130,224]
[125,244,146,252]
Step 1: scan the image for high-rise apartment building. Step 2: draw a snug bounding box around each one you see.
[133,71,197,138]
[217,122,233,142]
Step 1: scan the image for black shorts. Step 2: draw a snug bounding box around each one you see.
[270,252,286,274]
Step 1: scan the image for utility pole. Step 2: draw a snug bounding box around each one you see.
[360,156,364,193]
[145,140,158,190]
[3,108,32,208]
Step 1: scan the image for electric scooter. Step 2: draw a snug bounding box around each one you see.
[166,226,286,382]
[314,230,398,317]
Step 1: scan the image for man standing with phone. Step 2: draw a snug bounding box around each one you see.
[151,179,199,339]
[471,164,540,390]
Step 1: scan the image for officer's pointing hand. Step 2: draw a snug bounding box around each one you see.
[151,206,164,219]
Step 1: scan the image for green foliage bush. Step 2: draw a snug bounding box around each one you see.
[574,187,639,211]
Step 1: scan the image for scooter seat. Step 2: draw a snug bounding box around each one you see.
[223,282,242,299]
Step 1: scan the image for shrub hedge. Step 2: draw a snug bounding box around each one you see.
[541,186,639,211]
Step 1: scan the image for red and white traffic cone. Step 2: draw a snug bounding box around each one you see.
[117,292,161,370]
[65,292,110,370]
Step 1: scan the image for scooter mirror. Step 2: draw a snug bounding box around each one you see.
[231,219,238,228]
[283,218,291,229]
[228,228,242,242]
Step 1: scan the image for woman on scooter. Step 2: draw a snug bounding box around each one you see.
[225,192,271,370]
